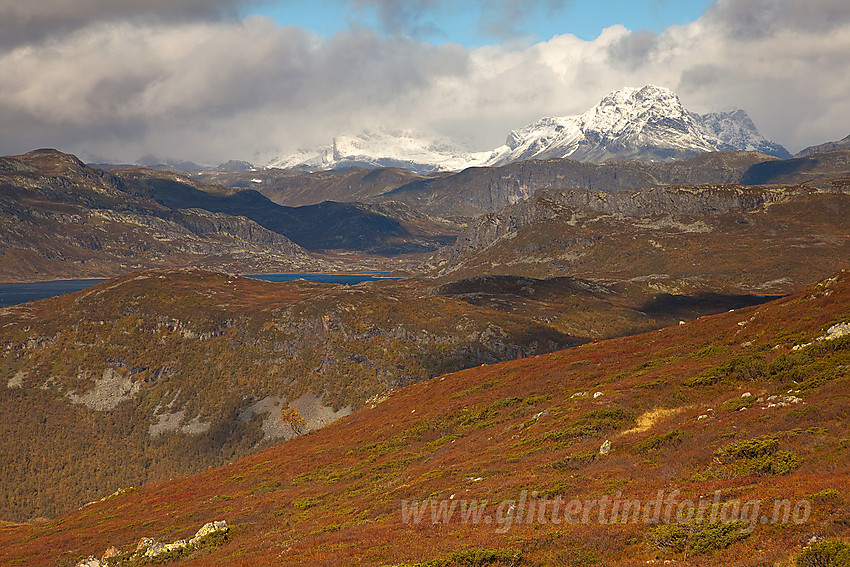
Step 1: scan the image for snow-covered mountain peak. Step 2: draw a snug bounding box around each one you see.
[493,85,718,164]
[593,85,682,116]
[491,85,789,165]
[269,85,789,173]
[582,85,691,133]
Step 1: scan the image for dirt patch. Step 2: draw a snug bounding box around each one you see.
[148,410,211,437]
[66,368,140,411]
[622,407,686,435]
[6,370,25,389]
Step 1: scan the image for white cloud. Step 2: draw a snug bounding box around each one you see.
[0,0,849,162]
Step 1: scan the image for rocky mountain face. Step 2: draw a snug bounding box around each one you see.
[739,149,850,185]
[0,150,326,280]
[197,148,850,217]
[118,167,460,256]
[4,148,849,282]
[696,109,791,158]
[370,150,850,217]
[194,165,426,207]
[3,271,847,566]
[271,86,789,173]
[429,183,850,293]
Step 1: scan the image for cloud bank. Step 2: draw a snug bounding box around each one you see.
[1,0,849,163]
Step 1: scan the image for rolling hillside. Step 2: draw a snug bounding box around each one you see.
[0,271,847,566]
[0,267,771,522]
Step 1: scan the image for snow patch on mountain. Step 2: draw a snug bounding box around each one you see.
[268,129,494,174]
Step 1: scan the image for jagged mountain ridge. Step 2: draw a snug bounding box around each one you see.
[697,109,790,157]
[271,86,789,174]
[487,86,790,165]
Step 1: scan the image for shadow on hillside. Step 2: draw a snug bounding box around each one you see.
[740,157,816,185]
[437,275,606,302]
[638,292,783,320]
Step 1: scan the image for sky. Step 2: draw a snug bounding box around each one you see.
[249,1,715,47]
[0,0,849,164]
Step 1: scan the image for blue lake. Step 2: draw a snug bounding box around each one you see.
[0,279,107,308]
[0,273,395,308]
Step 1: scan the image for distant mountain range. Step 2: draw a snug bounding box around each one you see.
[268,85,790,174]
[6,145,850,281]
[0,150,459,280]
[114,88,850,180]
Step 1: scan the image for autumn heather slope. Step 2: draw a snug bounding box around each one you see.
[0,267,765,522]
[1,271,847,566]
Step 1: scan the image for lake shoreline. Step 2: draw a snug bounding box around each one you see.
[0,272,402,308]
[0,271,397,285]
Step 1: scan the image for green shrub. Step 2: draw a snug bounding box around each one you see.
[685,370,723,387]
[688,521,750,553]
[651,521,750,554]
[747,450,799,475]
[766,336,850,390]
[795,540,850,567]
[685,354,766,387]
[635,430,683,453]
[720,435,778,460]
[552,450,597,470]
[690,344,729,359]
[456,405,494,428]
[292,496,320,510]
[719,395,758,412]
[636,379,668,389]
[786,407,813,419]
[488,397,523,410]
[718,435,799,476]
[537,479,576,498]
[439,548,521,567]
[652,524,691,552]
[811,488,841,501]
[553,408,634,440]
[388,547,522,567]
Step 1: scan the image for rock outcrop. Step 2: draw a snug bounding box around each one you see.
[74,520,228,566]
